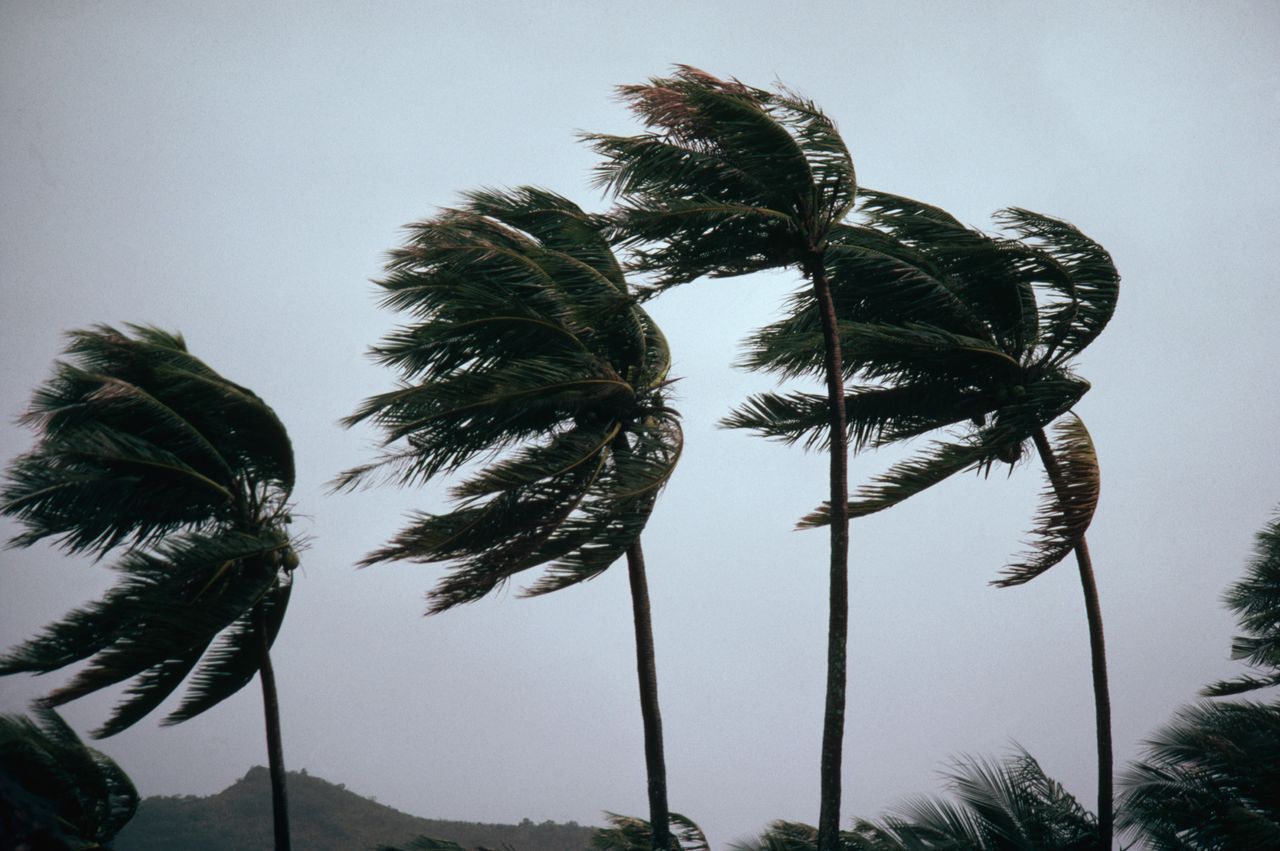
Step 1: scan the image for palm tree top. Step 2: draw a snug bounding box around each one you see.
[2,323,294,555]
[0,324,299,737]
[586,65,856,290]
[339,187,682,613]
[727,193,1119,585]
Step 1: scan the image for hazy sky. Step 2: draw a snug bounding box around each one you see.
[3,2,1279,847]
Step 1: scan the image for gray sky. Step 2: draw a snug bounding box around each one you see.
[2,1,1278,847]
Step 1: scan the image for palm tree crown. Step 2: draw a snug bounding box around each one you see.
[0,325,298,736]
[339,187,681,609]
[732,191,1119,585]
[588,65,855,288]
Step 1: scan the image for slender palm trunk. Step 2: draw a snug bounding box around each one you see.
[625,537,671,851]
[810,256,850,851]
[1031,429,1113,850]
[255,606,292,851]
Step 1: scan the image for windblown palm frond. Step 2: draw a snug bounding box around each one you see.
[729,819,907,851]
[592,812,708,851]
[731,751,1097,851]
[1204,508,1280,696]
[738,195,1117,583]
[586,65,855,292]
[858,750,1097,851]
[0,325,299,736]
[0,705,138,848]
[1119,700,1280,850]
[340,187,681,612]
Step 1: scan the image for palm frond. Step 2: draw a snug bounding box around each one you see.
[995,208,1120,366]
[1203,508,1280,696]
[163,575,292,726]
[592,811,708,851]
[1,530,288,737]
[1119,700,1280,849]
[0,706,138,846]
[996,414,1099,587]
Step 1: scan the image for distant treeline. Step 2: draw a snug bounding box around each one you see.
[113,766,596,851]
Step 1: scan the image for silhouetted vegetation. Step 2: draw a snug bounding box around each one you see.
[113,767,595,851]
[8,63,1276,851]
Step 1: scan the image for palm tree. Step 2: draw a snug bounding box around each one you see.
[1,705,139,849]
[728,192,1119,847]
[0,325,299,851]
[338,188,683,850]
[586,66,859,851]
[735,751,1096,851]
[1119,699,1280,849]
[593,812,709,851]
[1203,507,1280,696]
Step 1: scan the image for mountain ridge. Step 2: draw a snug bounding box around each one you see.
[113,766,598,851]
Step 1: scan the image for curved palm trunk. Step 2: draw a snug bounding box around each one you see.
[625,538,672,851]
[255,606,292,851]
[1031,429,1112,850]
[810,258,850,851]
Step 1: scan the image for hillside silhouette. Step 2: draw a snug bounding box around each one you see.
[113,767,596,851]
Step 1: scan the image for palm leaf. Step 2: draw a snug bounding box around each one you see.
[593,811,709,851]
[1203,508,1280,697]
[995,414,1100,587]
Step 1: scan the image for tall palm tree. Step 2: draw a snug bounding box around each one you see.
[1119,699,1280,849]
[338,188,683,850]
[587,67,859,851]
[1,705,139,849]
[728,192,1119,848]
[0,325,299,851]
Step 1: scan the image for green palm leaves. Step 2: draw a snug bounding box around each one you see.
[340,187,681,612]
[587,65,855,289]
[1204,510,1280,696]
[1120,700,1280,849]
[0,325,298,736]
[737,195,1119,584]
[0,706,139,848]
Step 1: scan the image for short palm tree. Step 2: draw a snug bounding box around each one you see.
[338,188,683,850]
[1119,699,1280,849]
[587,66,859,851]
[1203,507,1280,696]
[729,192,1119,848]
[871,749,1098,851]
[1,705,138,849]
[735,751,1096,851]
[0,325,299,851]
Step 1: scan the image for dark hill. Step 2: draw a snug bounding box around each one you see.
[113,766,597,851]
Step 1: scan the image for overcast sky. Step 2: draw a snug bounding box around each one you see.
[2,2,1279,847]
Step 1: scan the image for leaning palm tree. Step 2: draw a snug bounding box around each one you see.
[587,66,859,851]
[338,188,683,850]
[729,192,1119,847]
[0,325,299,851]
[1,705,139,849]
[1119,699,1280,849]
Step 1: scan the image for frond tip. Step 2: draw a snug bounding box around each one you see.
[996,414,1099,587]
